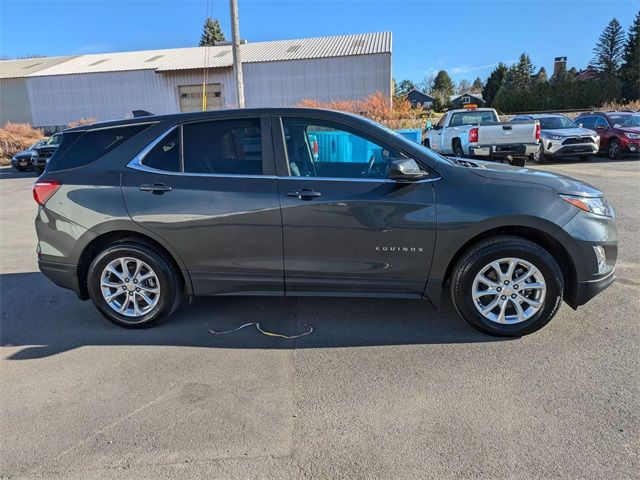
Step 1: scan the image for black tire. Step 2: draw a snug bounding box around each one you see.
[532,144,546,163]
[608,139,622,160]
[453,140,464,158]
[450,236,563,337]
[579,155,592,161]
[87,242,182,328]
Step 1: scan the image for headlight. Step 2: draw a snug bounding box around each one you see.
[624,132,640,139]
[560,194,614,217]
[541,132,563,141]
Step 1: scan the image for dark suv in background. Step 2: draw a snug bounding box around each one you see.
[576,111,640,159]
[32,133,62,174]
[33,108,617,336]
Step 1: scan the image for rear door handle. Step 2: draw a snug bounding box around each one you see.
[286,189,322,200]
[139,183,172,194]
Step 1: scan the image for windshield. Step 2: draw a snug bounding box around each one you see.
[538,116,576,129]
[46,134,61,146]
[607,115,638,128]
[449,111,499,126]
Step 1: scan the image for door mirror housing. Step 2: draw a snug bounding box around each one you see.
[388,158,428,181]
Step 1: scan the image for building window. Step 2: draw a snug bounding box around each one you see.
[462,95,471,104]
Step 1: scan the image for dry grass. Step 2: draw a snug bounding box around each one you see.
[0,122,45,166]
[67,117,96,128]
[299,92,427,130]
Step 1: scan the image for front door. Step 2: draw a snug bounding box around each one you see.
[273,116,437,297]
[122,116,284,295]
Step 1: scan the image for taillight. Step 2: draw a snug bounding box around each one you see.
[33,180,61,206]
[535,123,541,140]
[469,127,479,143]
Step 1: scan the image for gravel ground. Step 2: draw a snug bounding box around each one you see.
[0,157,638,479]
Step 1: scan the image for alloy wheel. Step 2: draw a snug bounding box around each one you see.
[471,257,546,325]
[100,257,161,318]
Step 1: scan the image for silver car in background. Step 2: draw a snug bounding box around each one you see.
[511,113,599,163]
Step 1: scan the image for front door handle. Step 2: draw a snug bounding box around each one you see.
[139,183,172,195]
[286,189,322,200]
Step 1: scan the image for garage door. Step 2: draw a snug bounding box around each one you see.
[178,84,223,112]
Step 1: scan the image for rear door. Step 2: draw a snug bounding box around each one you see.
[273,115,437,297]
[122,116,284,295]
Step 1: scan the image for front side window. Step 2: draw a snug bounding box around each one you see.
[143,128,180,172]
[182,119,262,175]
[595,117,609,129]
[577,116,595,129]
[281,118,402,180]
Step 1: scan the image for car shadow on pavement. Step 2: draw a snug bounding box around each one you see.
[1,272,512,360]
[0,168,37,180]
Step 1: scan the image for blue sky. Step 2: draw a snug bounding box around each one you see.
[1,0,638,85]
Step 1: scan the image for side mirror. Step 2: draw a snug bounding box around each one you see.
[388,158,428,181]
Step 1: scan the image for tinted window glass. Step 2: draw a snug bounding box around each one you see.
[48,124,149,171]
[595,117,609,128]
[183,119,262,175]
[449,111,499,126]
[538,116,576,129]
[281,117,402,180]
[577,116,595,129]
[143,128,180,172]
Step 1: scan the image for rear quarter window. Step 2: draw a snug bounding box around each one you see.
[48,124,151,171]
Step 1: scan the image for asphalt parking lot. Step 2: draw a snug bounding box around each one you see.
[1,158,638,479]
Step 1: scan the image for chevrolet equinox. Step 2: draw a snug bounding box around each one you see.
[33,108,617,336]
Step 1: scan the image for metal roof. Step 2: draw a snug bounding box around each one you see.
[0,32,391,79]
[0,56,78,79]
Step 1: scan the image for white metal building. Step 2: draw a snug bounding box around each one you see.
[0,32,392,130]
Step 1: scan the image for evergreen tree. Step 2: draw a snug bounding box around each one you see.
[620,10,640,100]
[395,79,417,97]
[432,70,455,97]
[199,17,226,46]
[535,67,548,83]
[471,77,484,92]
[591,18,625,75]
[482,63,507,106]
[504,53,534,90]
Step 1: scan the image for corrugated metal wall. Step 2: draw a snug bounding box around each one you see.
[0,78,33,125]
[244,54,391,107]
[25,68,236,127]
[22,53,390,127]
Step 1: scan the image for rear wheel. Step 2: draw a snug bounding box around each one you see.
[608,139,622,159]
[450,236,563,336]
[453,140,464,158]
[87,242,182,328]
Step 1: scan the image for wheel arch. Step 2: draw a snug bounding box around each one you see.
[425,225,577,308]
[76,230,192,300]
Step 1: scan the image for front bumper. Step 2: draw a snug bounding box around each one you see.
[469,143,539,159]
[622,140,640,155]
[560,210,618,308]
[544,140,599,157]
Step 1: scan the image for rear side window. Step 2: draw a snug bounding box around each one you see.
[182,119,262,175]
[49,124,150,171]
[142,128,180,172]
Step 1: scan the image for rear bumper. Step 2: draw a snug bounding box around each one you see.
[469,143,539,158]
[38,259,86,299]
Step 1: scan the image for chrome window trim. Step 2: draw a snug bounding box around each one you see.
[127,125,180,174]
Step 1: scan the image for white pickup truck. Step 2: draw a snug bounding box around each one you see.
[423,108,540,165]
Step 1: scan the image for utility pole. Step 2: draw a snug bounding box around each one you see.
[229,0,245,108]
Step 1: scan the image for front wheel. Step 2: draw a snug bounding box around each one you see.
[450,236,563,336]
[608,139,622,160]
[532,144,546,163]
[87,242,182,328]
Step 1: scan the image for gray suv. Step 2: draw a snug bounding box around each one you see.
[34,108,617,336]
